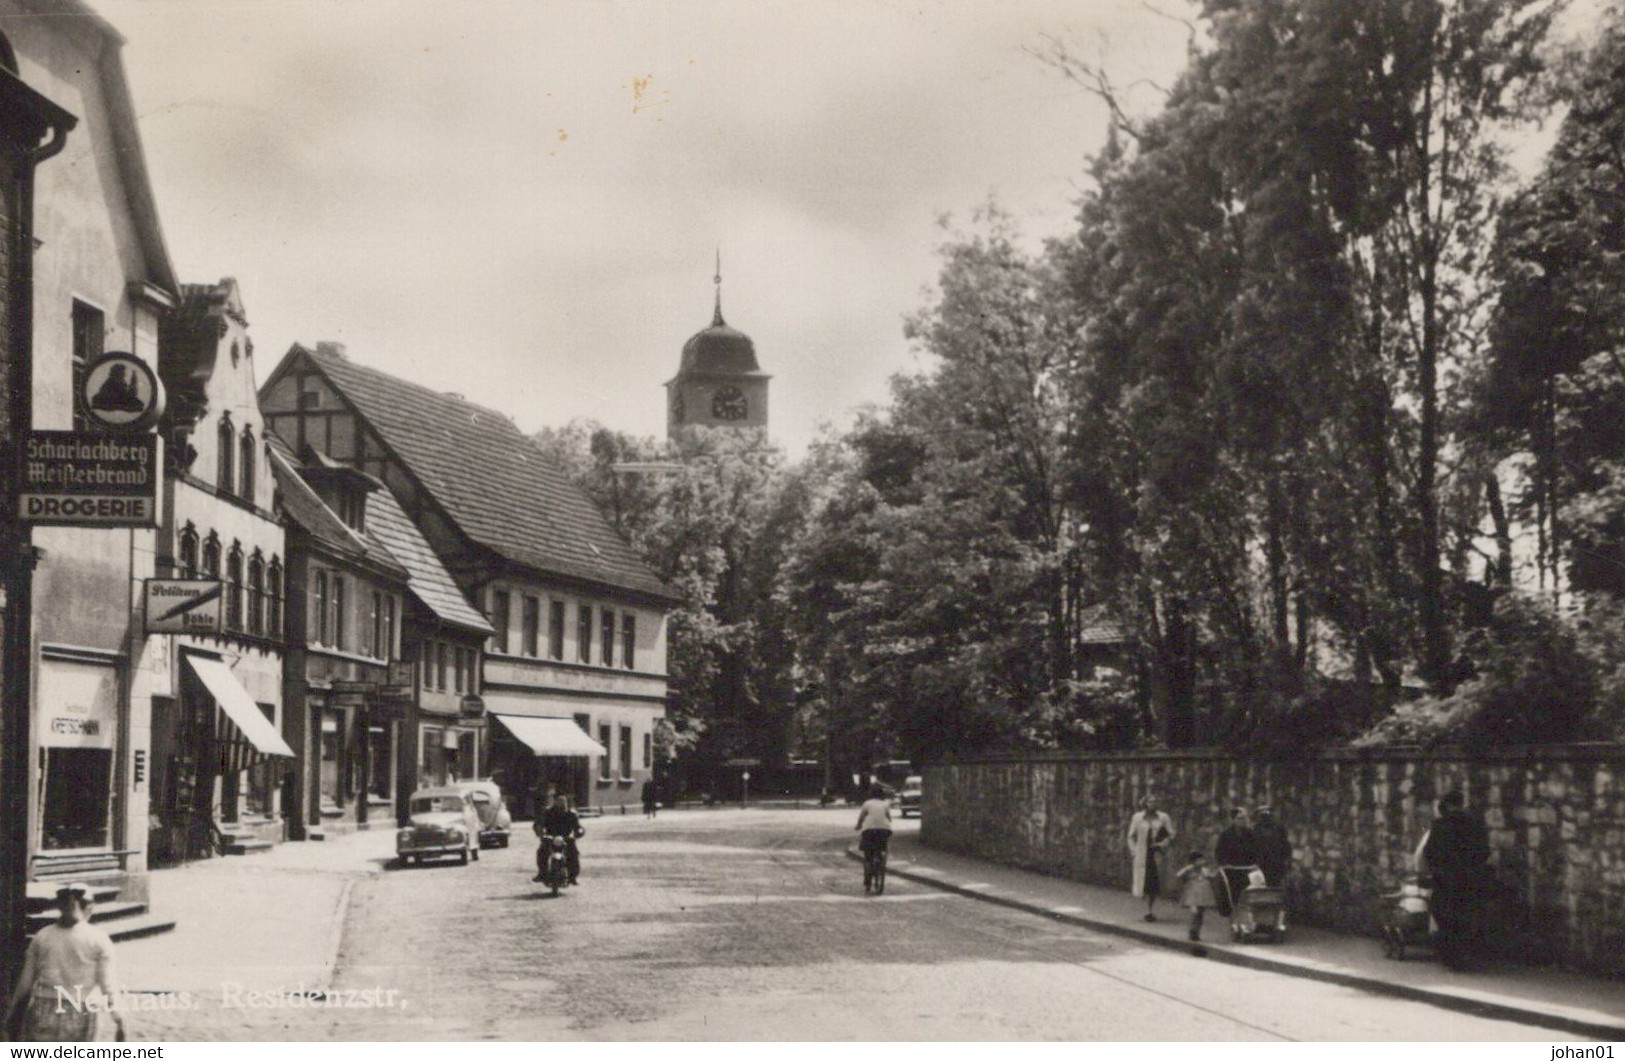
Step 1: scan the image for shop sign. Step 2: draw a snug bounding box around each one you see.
[37,658,118,749]
[459,694,485,718]
[18,431,160,526]
[144,580,223,634]
[79,351,165,433]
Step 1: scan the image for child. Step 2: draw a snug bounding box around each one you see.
[1175,850,1218,942]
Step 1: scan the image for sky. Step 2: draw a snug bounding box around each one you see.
[93,0,1194,457]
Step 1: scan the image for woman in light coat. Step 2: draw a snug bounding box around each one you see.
[1126,795,1176,921]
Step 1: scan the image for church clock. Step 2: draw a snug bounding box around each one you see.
[712,385,748,421]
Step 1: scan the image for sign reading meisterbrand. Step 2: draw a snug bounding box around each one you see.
[19,431,160,526]
[144,580,224,634]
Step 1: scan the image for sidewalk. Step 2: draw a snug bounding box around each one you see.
[857,830,1625,1040]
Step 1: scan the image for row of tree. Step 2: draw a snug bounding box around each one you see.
[543,0,1625,776]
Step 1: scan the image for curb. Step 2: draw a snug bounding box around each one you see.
[847,848,1625,1041]
[318,876,357,993]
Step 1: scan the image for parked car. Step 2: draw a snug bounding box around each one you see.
[898,775,923,818]
[456,779,513,848]
[398,787,481,866]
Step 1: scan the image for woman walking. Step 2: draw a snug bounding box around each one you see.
[1126,795,1176,921]
[4,882,124,1041]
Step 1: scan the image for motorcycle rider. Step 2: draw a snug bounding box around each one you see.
[534,792,585,885]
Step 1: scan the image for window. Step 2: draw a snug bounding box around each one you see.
[453,644,465,694]
[465,648,479,693]
[332,576,346,650]
[71,301,103,431]
[621,614,636,671]
[382,596,396,659]
[247,554,265,635]
[619,725,632,780]
[178,526,199,579]
[643,731,652,770]
[225,547,243,630]
[437,642,449,691]
[577,604,592,664]
[598,723,611,781]
[549,600,565,660]
[601,608,615,668]
[267,559,283,638]
[239,427,256,503]
[522,596,539,657]
[315,572,329,643]
[216,416,234,495]
[201,534,220,578]
[421,644,433,691]
[490,589,510,654]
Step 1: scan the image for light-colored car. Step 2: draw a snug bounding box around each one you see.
[397,786,481,866]
[456,779,513,849]
[898,775,923,818]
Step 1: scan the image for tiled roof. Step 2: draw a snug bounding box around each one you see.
[296,344,674,601]
[364,487,493,636]
[268,445,408,582]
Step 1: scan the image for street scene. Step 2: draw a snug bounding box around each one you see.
[2,0,1625,1047]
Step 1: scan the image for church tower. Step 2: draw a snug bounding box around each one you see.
[665,258,770,438]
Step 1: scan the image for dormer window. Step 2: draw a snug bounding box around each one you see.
[216,415,234,495]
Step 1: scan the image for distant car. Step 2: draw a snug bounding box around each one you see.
[456,779,513,848]
[398,787,481,866]
[898,775,923,818]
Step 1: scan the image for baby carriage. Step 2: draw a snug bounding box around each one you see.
[1379,875,1433,960]
[1218,865,1288,942]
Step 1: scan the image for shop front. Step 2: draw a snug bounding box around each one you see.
[33,650,123,879]
[487,711,605,819]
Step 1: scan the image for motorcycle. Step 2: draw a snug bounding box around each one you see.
[536,834,571,896]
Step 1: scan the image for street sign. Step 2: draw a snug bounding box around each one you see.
[18,431,160,526]
[144,579,223,634]
[80,351,165,433]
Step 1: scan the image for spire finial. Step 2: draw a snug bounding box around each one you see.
[712,247,724,326]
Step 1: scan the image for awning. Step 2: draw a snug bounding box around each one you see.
[491,713,606,758]
[186,657,295,774]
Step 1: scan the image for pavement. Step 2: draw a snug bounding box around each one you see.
[854,828,1625,1040]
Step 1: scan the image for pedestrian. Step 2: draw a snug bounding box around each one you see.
[1126,794,1176,922]
[1175,850,1218,942]
[1213,807,1256,915]
[4,883,124,1042]
[1252,804,1292,887]
[1420,789,1491,970]
[641,778,658,819]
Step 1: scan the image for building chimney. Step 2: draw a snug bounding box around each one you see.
[315,341,347,359]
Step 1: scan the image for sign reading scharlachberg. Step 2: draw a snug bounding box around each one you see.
[17,431,160,526]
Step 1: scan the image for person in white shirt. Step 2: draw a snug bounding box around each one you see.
[854,784,894,889]
[4,882,123,1041]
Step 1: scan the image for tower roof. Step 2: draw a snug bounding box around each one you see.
[674,258,767,379]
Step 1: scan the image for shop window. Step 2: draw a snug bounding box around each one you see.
[369,725,392,799]
[217,415,234,495]
[267,559,283,638]
[577,604,592,664]
[598,723,611,781]
[225,545,243,631]
[315,571,329,644]
[71,300,103,432]
[239,427,256,503]
[490,589,510,653]
[622,614,636,670]
[40,748,113,849]
[549,600,565,659]
[619,725,632,780]
[178,525,199,579]
[601,608,615,668]
[522,595,539,656]
[247,554,265,635]
[456,730,477,781]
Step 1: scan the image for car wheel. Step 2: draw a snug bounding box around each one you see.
[472,846,480,862]
[458,848,469,865]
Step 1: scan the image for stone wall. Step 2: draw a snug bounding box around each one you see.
[921,745,1625,977]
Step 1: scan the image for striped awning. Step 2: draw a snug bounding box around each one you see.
[186,656,294,775]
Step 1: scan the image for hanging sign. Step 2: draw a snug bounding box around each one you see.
[18,431,160,526]
[144,579,223,634]
[79,351,165,433]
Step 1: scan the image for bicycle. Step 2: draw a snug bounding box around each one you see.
[863,843,887,895]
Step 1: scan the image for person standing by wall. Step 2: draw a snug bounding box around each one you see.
[4,883,124,1041]
[1126,795,1176,922]
[1420,790,1491,970]
[1214,807,1258,915]
[1252,804,1292,888]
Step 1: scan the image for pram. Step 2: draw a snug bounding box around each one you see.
[1379,875,1433,960]
[1217,864,1287,942]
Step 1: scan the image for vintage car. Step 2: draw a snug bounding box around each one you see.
[397,786,481,866]
[456,779,513,848]
[898,775,923,818]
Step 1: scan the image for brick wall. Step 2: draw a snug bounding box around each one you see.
[921,746,1625,977]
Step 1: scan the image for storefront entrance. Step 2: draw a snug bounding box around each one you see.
[35,656,120,862]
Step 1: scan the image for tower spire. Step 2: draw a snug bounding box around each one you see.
[712,247,724,326]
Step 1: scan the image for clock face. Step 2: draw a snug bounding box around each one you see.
[712,385,748,421]
[671,390,685,423]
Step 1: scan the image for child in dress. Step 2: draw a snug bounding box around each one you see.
[1175,850,1218,942]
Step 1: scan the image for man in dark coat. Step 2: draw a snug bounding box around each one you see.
[1213,808,1257,915]
[1252,805,1292,887]
[1421,790,1491,969]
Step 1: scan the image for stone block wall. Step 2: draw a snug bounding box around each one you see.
[921,745,1625,977]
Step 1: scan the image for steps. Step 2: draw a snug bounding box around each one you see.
[25,880,176,942]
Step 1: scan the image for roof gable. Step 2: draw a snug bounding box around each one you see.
[364,487,493,636]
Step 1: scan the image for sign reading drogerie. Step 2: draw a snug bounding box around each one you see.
[145,579,223,634]
[19,431,160,526]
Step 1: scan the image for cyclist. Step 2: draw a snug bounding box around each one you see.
[854,783,893,890]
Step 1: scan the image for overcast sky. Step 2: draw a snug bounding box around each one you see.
[91,0,1192,456]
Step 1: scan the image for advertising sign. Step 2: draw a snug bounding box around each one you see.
[144,579,223,634]
[80,351,165,433]
[18,431,160,526]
